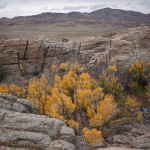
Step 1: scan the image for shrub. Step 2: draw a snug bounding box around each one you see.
[82,128,103,146]
[19,64,26,76]
[129,60,150,89]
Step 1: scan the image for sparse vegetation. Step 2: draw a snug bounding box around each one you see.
[19,64,26,76]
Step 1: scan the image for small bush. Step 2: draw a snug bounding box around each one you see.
[19,64,26,76]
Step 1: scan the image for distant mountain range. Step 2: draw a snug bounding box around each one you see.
[0,8,150,27]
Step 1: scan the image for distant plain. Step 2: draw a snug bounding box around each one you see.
[0,24,125,41]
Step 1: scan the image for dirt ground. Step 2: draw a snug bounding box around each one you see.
[0,24,125,41]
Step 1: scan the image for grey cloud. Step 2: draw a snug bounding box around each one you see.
[63,6,87,11]
[127,3,131,7]
[89,4,108,10]
[0,2,8,9]
[0,0,150,18]
[62,4,107,12]
[139,1,150,7]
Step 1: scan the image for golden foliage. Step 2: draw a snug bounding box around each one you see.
[99,72,124,100]
[109,64,117,72]
[74,73,104,110]
[50,64,58,73]
[82,128,103,146]
[125,96,141,109]
[89,95,119,127]
[129,60,146,81]
[60,72,77,95]
[59,63,69,71]
[128,81,139,92]
[68,120,79,131]
[0,84,10,94]
[9,84,26,98]
[19,64,26,76]
[0,84,26,98]
[70,62,83,73]
[50,88,76,119]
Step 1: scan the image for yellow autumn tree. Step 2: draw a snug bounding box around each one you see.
[28,75,53,114]
[60,71,77,98]
[49,87,75,120]
[89,95,119,128]
[74,73,104,112]
[47,73,76,121]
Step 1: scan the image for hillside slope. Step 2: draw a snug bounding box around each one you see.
[0,8,150,27]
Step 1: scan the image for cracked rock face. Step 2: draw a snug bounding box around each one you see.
[0,94,76,150]
[0,26,149,85]
[0,25,150,85]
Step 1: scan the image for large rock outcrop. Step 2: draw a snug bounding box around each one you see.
[0,25,150,85]
[0,93,76,150]
[105,120,150,149]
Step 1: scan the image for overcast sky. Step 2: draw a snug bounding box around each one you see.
[0,0,150,18]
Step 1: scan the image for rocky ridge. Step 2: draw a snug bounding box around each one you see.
[0,8,150,27]
[0,25,150,85]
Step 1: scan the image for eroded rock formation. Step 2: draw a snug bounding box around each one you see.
[0,25,150,85]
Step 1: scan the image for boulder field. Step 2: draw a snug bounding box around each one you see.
[0,25,150,85]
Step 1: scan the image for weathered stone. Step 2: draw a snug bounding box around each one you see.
[0,128,51,148]
[106,122,150,149]
[49,140,76,150]
[132,134,150,149]
[2,38,26,60]
[60,125,76,143]
[0,94,77,150]
[0,146,30,150]
[0,93,34,113]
